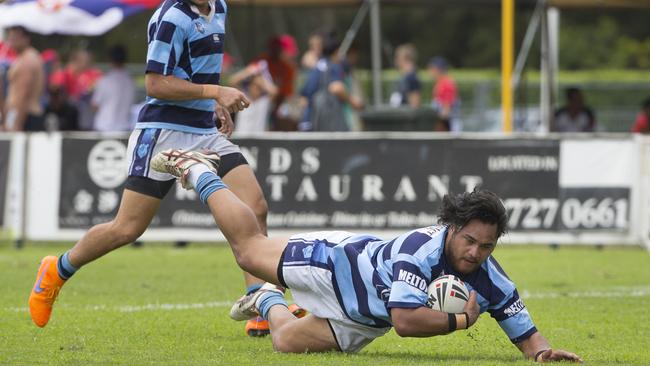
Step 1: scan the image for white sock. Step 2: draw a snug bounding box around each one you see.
[187,164,214,189]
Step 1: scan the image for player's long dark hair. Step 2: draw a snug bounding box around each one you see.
[437,189,508,238]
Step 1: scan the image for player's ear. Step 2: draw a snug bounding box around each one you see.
[448,224,458,235]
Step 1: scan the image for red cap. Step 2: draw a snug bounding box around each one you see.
[278,34,298,57]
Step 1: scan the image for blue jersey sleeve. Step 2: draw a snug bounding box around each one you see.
[485,258,537,345]
[145,10,188,76]
[386,253,431,309]
[489,290,537,343]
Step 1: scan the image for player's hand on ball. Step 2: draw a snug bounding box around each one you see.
[463,291,480,327]
[536,349,583,363]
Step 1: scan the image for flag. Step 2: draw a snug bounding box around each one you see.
[0,0,162,36]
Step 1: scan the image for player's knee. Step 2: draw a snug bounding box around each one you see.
[110,222,145,247]
[271,335,303,353]
[250,196,268,226]
[233,248,256,273]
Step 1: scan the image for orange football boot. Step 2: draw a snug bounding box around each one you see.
[244,303,307,337]
[245,316,270,337]
[288,303,307,319]
[28,256,66,327]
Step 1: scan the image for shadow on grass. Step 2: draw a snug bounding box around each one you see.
[352,350,521,363]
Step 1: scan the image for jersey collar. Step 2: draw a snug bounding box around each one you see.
[188,0,216,22]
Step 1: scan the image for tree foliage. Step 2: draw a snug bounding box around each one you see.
[29,4,649,71]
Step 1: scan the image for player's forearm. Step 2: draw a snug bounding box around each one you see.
[391,307,465,337]
[516,331,550,360]
[145,73,220,101]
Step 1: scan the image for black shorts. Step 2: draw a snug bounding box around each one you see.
[124,152,249,199]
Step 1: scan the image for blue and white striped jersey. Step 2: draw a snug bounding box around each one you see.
[283,226,537,343]
[137,0,227,134]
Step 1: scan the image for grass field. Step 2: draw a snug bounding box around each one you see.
[2,244,649,365]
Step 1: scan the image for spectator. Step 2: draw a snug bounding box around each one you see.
[429,56,460,132]
[50,49,102,130]
[260,34,298,130]
[229,60,278,133]
[91,45,135,132]
[389,43,421,108]
[0,37,17,123]
[552,87,596,132]
[0,26,45,131]
[44,85,79,131]
[40,49,61,106]
[299,35,362,131]
[631,98,650,133]
[301,31,323,70]
[341,43,365,131]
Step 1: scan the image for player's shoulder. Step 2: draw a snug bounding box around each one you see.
[153,1,197,27]
[414,225,446,238]
[395,225,446,257]
[482,256,515,291]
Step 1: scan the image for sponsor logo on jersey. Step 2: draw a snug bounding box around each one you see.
[503,298,526,317]
[302,245,313,258]
[397,269,427,291]
[195,21,205,34]
[418,225,444,238]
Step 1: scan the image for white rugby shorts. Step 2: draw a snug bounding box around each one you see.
[280,231,391,353]
[125,128,241,181]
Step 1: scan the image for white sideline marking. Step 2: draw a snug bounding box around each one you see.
[7,286,650,313]
[520,286,650,300]
[6,301,233,313]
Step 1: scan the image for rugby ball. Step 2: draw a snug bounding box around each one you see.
[426,275,470,313]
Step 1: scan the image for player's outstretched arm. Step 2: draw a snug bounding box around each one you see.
[516,331,583,363]
[144,73,249,113]
[391,291,480,337]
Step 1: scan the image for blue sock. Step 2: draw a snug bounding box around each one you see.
[257,292,288,320]
[246,283,263,295]
[195,171,228,204]
[56,251,78,280]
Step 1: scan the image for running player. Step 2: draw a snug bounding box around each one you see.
[146,149,583,362]
[28,0,274,336]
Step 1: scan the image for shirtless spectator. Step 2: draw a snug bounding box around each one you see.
[0,26,45,132]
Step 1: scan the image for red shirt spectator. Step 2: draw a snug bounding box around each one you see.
[260,35,298,101]
[0,40,17,64]
[50,67,102,101]
[632,113,648,133]
[255,34,299,130]
[50,49,102,101]
[433,75,458,110]
[631,99,650,133]
[429,57,459,131]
